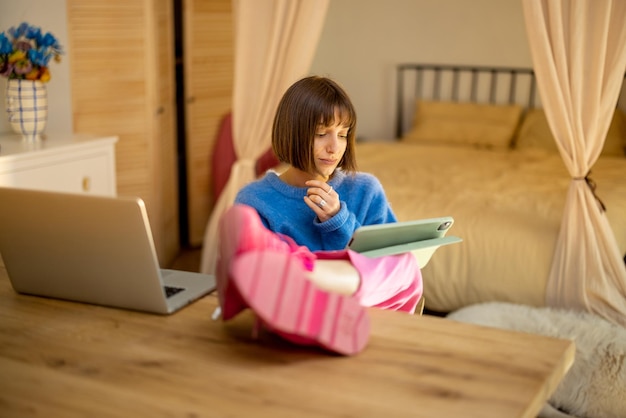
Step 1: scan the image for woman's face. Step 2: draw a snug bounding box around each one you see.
[312,111,349,181]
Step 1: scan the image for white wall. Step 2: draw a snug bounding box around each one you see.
[310,0,532,140]
[2,1,620,141]
[0,0,73,136]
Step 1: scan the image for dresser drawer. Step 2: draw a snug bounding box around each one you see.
[0,153,114,195]
[0,135,118,196]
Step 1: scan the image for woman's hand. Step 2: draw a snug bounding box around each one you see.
[304,180,338,222]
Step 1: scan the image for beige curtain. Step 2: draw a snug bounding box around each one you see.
[200,0,329,275]
[522,0,626,326]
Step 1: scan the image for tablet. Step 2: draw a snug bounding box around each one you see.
[347,216,462,267]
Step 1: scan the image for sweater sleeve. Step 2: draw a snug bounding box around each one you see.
[312,173,397,250]
[353,174,397,230]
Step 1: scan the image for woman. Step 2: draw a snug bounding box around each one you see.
[216,76,422,355]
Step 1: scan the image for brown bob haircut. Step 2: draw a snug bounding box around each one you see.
[272,76,358,174]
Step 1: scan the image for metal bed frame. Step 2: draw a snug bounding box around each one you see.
[395,64,537,138]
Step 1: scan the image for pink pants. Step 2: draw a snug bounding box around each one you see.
[314,249,423,314]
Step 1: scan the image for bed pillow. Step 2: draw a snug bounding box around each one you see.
[402,100,523,150]
[515,108,626,157]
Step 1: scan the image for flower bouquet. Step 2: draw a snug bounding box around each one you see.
[0,22,63,83]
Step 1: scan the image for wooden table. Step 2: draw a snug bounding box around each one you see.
[0,265,574,418]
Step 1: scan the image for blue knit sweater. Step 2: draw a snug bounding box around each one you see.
[234,170,397,251]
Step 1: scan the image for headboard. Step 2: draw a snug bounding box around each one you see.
[395,64,538,138]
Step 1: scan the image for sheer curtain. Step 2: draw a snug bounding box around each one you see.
[200,0,329,275]
[522,0,626,326]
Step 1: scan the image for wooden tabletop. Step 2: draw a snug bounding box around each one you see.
[0,265,574,418]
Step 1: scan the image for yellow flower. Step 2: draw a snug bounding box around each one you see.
[8,50,26,63]
[39,68,51,82]
[25,68,41,80]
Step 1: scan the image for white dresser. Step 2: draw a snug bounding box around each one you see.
[0,134,118,196]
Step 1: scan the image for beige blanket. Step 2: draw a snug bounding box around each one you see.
[356,141,626,312]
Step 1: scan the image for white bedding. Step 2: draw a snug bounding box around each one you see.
[356,141,626,312]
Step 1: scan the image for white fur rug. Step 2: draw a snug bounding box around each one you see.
[447,302,626,418]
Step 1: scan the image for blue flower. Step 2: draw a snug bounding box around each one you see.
[26,25,42,42]
[0,33,12,54]
[28,49,46,67]
[41,33,58,49]
[15,22,29,37]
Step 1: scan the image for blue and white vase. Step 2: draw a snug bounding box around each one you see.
[5,79,48,142]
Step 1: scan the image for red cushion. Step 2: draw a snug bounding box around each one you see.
[212,112,280,201]
[211,113,236,201]
[256,147,280,176]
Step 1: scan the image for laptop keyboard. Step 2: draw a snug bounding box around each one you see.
[164,286,185,298]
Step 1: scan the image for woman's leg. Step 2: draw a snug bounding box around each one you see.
[229,250,370,355]
[219,204,423,317]
[217,204,421,355]
[314,250,423,314]
[217,204,369,355]
[216,204,316,320]
[306,259,360,295]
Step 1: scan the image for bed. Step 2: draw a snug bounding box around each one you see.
[355,63,626,314]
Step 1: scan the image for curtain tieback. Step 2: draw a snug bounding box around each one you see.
[573,171,606,212]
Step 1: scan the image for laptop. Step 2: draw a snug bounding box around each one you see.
[0,187,215,314]
[347,216,462,268]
